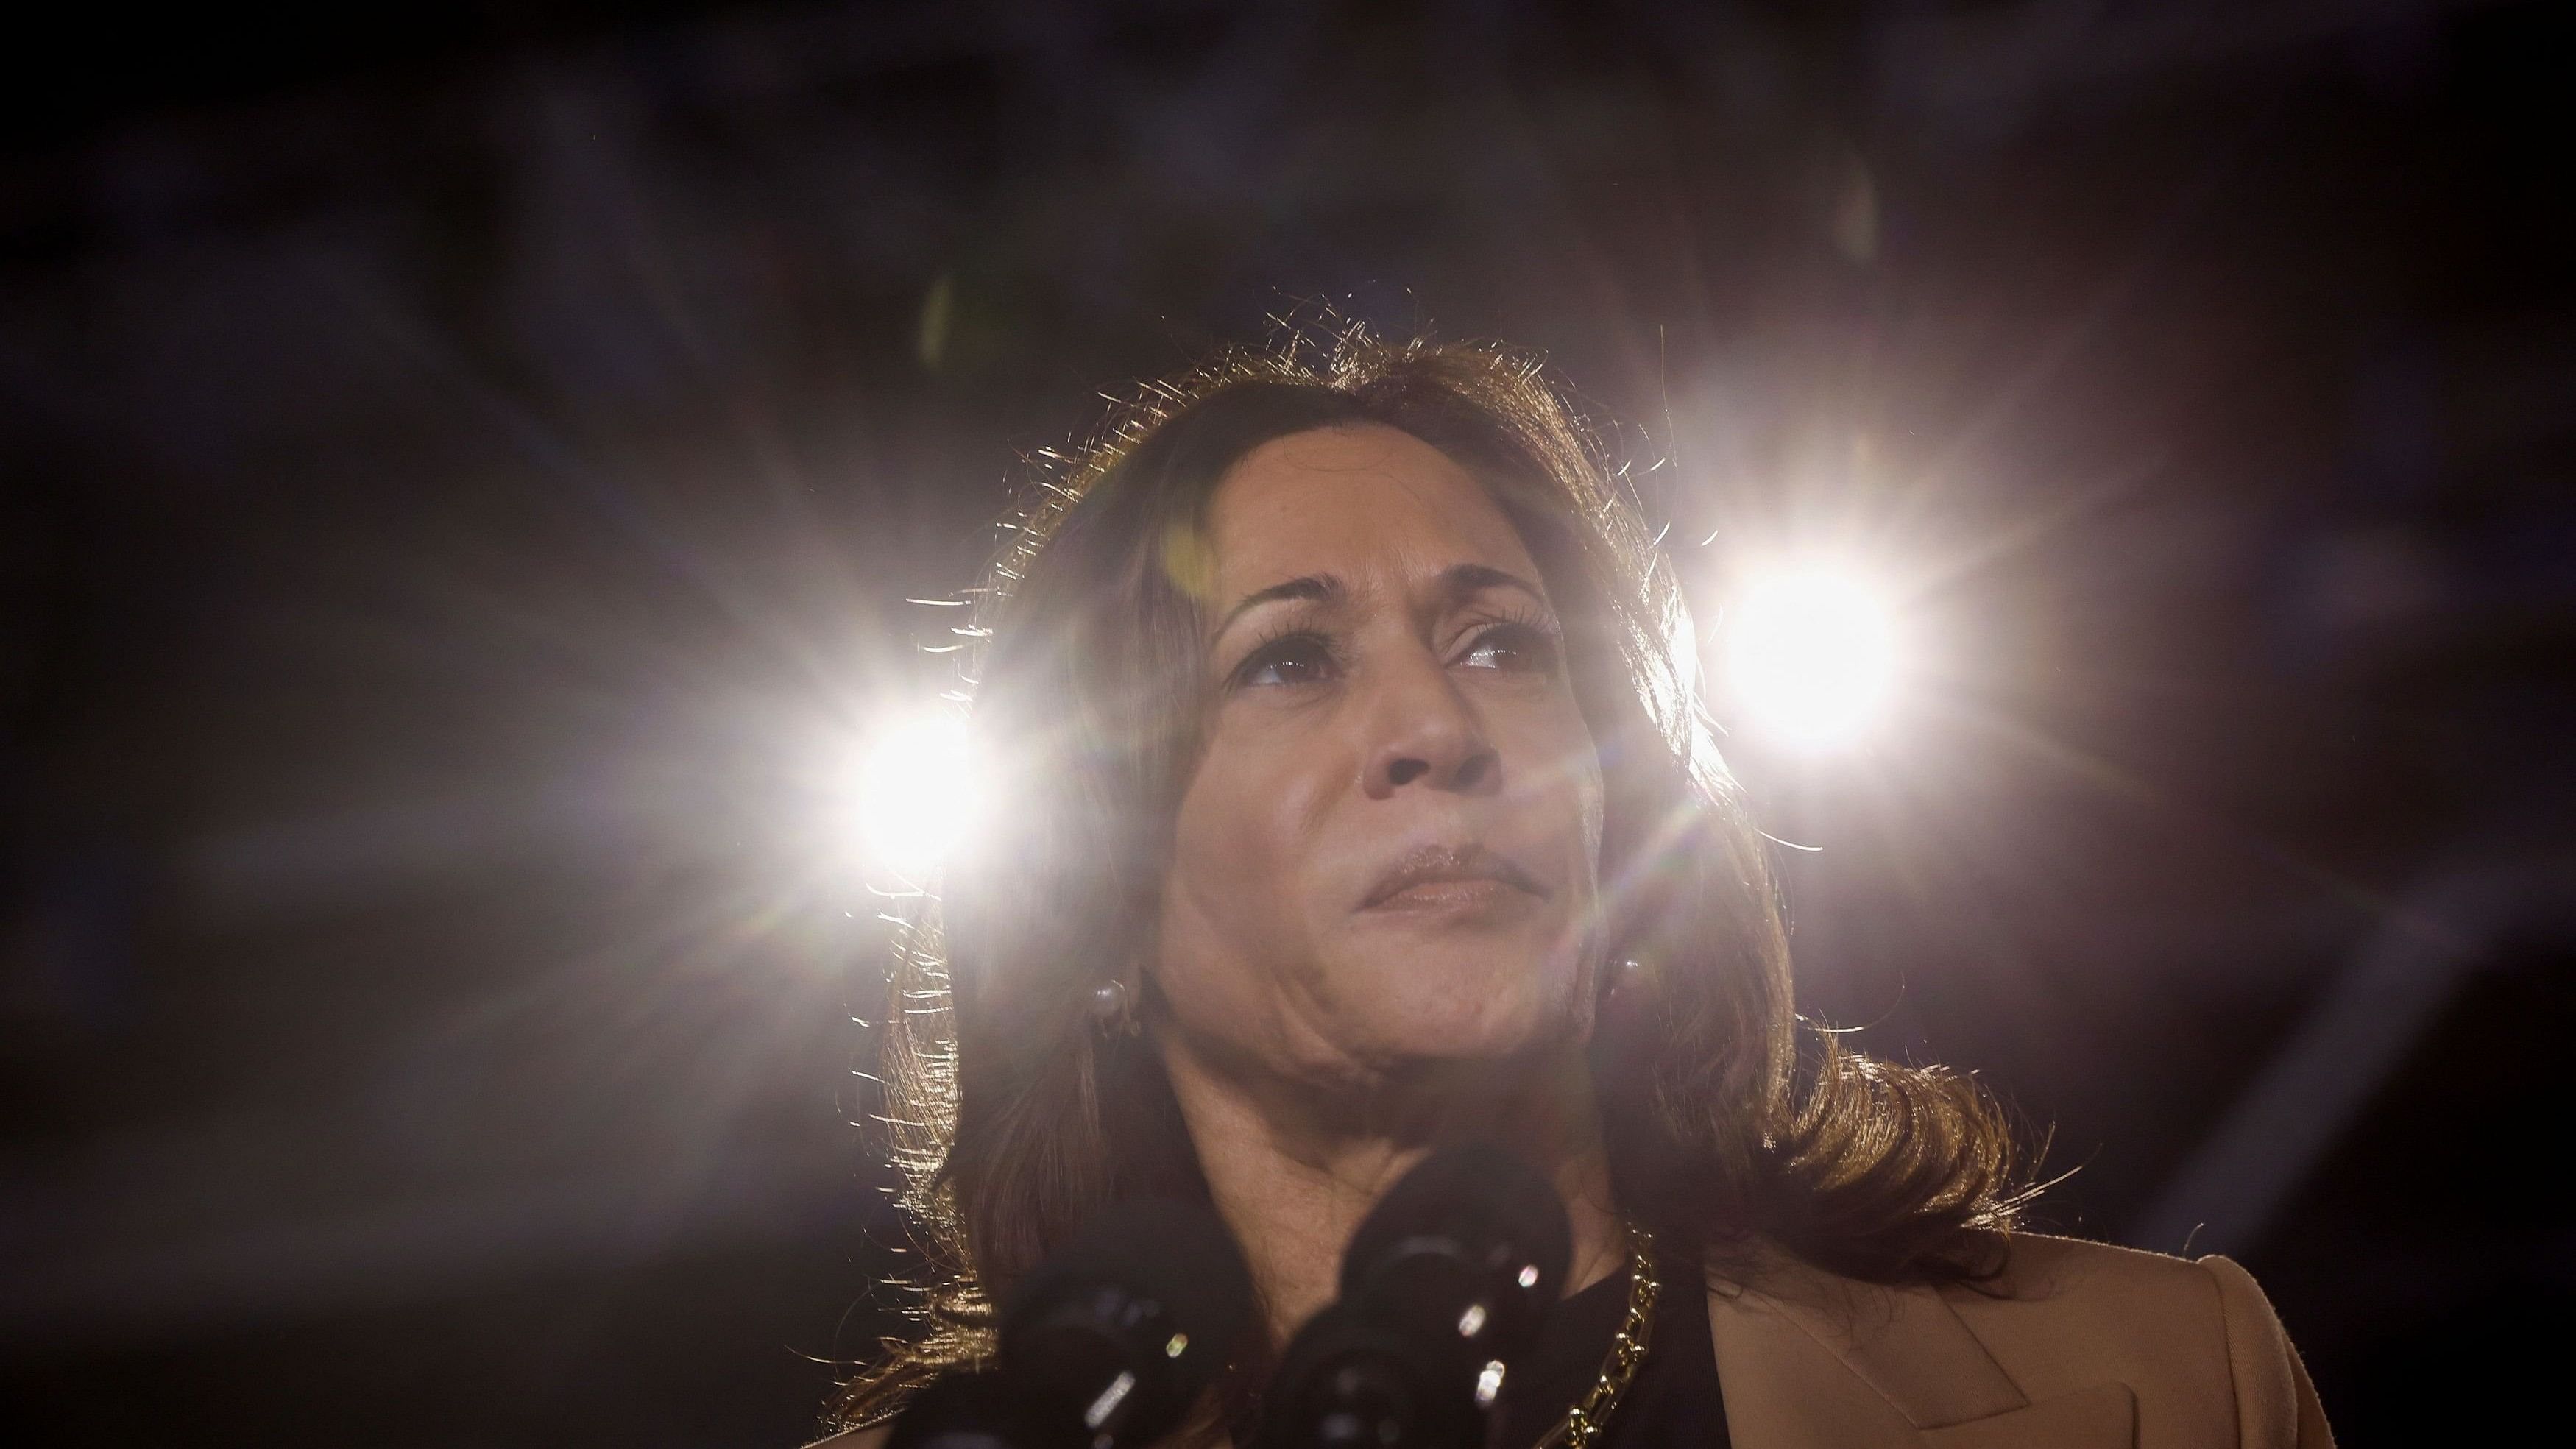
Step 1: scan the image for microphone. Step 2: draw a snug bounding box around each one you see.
[1259,1299,1477,1449]
[1259,1144,1574,1449]
[1340,1142,1572,1363]
[1002,1199,1256,1448]
[888,1200,1254,1449]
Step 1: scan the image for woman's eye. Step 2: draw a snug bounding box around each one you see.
[1457,622,1560,673]
[1237,634,1339,688]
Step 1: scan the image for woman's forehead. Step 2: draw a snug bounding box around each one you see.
[1202,424,1541,601]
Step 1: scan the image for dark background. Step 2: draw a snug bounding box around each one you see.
[4,1,2571,1443]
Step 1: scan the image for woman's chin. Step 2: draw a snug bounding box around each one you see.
[1320,957,1588,1063]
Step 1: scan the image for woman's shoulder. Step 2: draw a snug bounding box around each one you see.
[1950,1234,2329,1445]
[1959,1230,2246,1318]
[1939,1234,2271,1370]
[1716,1233,2331,1447]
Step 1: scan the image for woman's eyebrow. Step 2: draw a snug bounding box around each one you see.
[1212,573,1340,644]
[1209,563,1545,647]
[1437,562,1549,609]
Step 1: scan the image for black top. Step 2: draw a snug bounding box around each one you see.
[1493,1252,1729,1449]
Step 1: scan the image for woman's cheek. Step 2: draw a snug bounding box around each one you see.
[1164,726,1325,1000]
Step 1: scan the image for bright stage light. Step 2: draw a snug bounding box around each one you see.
[851,708,988,876]
[1724,567,1901,750]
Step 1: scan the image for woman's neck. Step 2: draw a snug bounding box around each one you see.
[1157,1033,1627,1349]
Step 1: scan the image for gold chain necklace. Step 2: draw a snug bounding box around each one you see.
[1532,1224,1659,1449]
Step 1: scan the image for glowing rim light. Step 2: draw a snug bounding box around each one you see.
[852,709,989,876]
[1724,568,1902,750]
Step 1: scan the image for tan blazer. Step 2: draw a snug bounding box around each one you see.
[818,1233,2332,1449]
[1709,1233,2332,1448]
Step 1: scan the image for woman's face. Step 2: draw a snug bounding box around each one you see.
[1152,424,1605,1091]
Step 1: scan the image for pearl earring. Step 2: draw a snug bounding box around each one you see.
[1089,978,1139,1036]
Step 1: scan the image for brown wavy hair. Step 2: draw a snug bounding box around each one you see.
[833,327,2028,1428]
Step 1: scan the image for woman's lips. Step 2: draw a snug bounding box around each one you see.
[1359,844,1544,911]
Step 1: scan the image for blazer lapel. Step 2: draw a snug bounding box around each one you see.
[1920,1384,2137,1448]
[1705,1254,2134,1449]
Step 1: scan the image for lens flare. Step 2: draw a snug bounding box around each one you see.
[852,709,987,876]
[1724,568,1900,749]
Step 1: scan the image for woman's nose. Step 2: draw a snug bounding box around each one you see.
[1359,659,1499,800]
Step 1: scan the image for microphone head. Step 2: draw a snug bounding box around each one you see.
[1000,1199,1254,1448]
[1338,1144,1573,1366]
[1255,1297,1483,1449]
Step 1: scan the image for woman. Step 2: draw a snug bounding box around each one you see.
[823,331,2333,1448]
